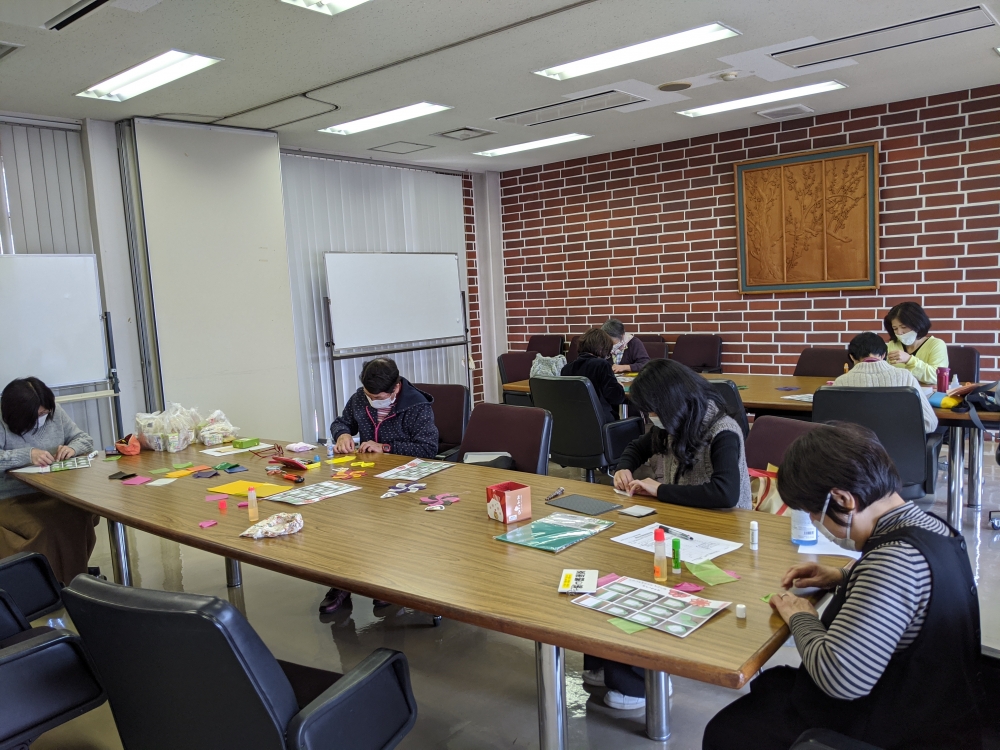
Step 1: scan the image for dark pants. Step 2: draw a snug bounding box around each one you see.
[583,655,645,697]
[0,492,98,585]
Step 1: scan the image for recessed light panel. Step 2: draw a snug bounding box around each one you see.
[280,0,372,16]
[76,50,221,102]
[496,90,646,126]
[319,102,451,135]
[677,81,845,117]
[534,23,739,81]
[474,133,591,157]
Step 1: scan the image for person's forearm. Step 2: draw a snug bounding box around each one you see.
[615,433,653,472]
[654,478,740,508]
[67,431,94,455]
[0,447,33,471]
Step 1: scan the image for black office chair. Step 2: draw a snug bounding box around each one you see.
[411,383,470,459]
[790,729,883,749]
[671,334,723,373]
[62,575,417,750]
[453,402,553,475]
[566,335,581,363]
[947,345,981,384]
[633,334,665,344]
[794,347,853,378]
[744,416,821,471]
[529,376,644,482]
[643,340,669,360]
[812,387,944,500]
[706,380,750,438]
[0,553,106,750]
[526,335,564,358]
[498,351,538,407]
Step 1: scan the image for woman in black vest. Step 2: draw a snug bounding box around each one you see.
[703,422,982,750]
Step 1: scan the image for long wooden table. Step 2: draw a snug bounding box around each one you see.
[14,445,845,748]
[505,372,999,528]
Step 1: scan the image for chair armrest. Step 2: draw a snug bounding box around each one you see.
[436,446,462,461]
[0,552,63,621]
[287,648,416,750]
[603,417,644,465]
[0,590,30,642]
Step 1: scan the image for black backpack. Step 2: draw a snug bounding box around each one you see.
[955,382,999,465]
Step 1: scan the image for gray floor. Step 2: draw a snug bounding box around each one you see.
[32,447,1000,750]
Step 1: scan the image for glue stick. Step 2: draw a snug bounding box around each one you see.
[653,527,667,582]
[247,486,258,522]
[750,520,759,551]
[672,537,681,575]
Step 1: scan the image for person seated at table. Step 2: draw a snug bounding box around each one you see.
[601,319,651,373]
[884,301,948,387]
[833,332,938,433]
[321,358,437,614]
[560,328,625,424]
[0,377,96,585]
[702,422,982,750]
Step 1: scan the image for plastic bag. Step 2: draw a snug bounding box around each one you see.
[134,403,201,453]
[529,353,567,378]
[240,512,304,540]
[196,409,239,446]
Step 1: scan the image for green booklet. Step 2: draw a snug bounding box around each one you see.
[495,513,615,553]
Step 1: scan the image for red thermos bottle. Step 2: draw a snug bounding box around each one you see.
[936,367,950,393]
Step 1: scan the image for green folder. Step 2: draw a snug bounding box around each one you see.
[494,513,614,553]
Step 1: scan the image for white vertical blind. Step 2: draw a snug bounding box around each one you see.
[0,124,93,255]
[280,153,468,441]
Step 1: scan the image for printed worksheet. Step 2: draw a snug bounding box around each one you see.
[611,523,741,564]
[267,481,361,505]
[375,459,453,482]
[780,393,815,402]
[573,576,730,638]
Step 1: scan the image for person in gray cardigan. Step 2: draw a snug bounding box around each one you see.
[0,377,96,584]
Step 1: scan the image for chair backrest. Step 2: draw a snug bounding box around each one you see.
[566,335,581,363]
[744,415,822,470]
[812,387,927,493]
[525,335,565,358]
[671,334,723,372]
[411,383,470,452]
[793,347,853,378]
[633,334,665,344]
[62,576,299,750]
[644,341,669,360]
[0,551,63,620]
[706,380,750,437]
[947,345,981,384]
[453,403,552,475]
[497,351,539,384]
[528,376,609,469]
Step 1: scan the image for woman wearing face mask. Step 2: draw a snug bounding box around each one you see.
[884,301,948,386]
[601,319,651,374]
[703,422,982,750]
[0,376,97,584]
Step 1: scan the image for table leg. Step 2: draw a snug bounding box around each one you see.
[107,519,132,586]
[948,427,965,530]
[225,558,246,615]
[645,670,671,741]
[968,428,984,510]
[535,642,567,750]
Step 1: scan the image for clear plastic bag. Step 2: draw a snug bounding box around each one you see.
[196,409,239,446]
[134,403,201,453]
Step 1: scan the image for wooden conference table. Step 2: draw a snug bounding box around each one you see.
[504,372,1000,529]
[15,445,845,748]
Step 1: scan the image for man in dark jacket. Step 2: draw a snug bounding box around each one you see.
[602,319,651,373]
[561,328,626,424]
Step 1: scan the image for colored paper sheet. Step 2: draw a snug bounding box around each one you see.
[238,502,249,508]
[214,462,238,471]
[166,470,192,478]
[724,570,741,580]
[206,481,286,498]
[673,582,705,593]
[330,455,356,463]
[192,470,219,478]
[761,593,774,603]
[225,465,248,474]
[148,478,176,486]
[685,560,740,586]
[608,617,648,634]
[173,462,194,469]
[596,572,621,587]
[188,465,211,472]
[205,493,228,502]
[305,462,321,469]
[103,455,122,461]
[149,468,171,474]
[351,461,375,467]
[198,520,217,529]
[122,476,152,486]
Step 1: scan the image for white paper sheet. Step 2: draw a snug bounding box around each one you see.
[200,443,274,457]
[798,536,861,560]
[611,522,742,564]
[10,465,49,474]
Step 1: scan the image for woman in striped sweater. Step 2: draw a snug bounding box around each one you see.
[703,423,982,750]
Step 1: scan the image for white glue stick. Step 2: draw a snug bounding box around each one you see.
[750,520,759,551]
[736,604,747,619]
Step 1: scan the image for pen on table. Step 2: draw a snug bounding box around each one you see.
[544,487,566,503]
[659,524,694,541]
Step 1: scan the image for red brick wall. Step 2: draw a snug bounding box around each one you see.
[462,174,485,403]
[499,85,1000,381]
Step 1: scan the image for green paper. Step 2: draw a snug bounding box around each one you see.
[214,462,237,471]
[737,385,748,390]
[761,593,774,603]
[149,468,171,475]
[102,455,122,461]
[494,513,615,553]
[685,559,740,586]
[608,617,648,634]
[173,461,193,469]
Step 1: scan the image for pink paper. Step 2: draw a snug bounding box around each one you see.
[596,572,622,587]
[238,501,249,508]
[122,475,152,486]
[205,493,228,502]
[673,582,704,593]
[198,520,217,528]
[724,570,741,579]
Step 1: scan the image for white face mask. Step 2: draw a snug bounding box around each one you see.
[897,330,917,347]
[35,413,48,431]
[649,415,664,429]
[814,492,856,551]
[366,393,395,409]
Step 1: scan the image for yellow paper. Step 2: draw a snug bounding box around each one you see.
[306,462,321,469]
[330,455,356,464]
[351,461,374,467]
[207,481,286,498]
[166,470,192,478]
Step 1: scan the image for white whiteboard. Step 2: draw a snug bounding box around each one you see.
[325,253,465,350]
[0,254,106,388]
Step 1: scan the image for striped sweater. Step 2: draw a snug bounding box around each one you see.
[789,503,951,700]
[832,359,938,433]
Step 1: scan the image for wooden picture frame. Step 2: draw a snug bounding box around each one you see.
[734,142,879,294]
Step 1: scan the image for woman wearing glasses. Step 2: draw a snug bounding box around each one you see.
[884,301,948,386]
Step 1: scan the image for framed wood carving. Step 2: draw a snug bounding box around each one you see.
[734,143,879,294]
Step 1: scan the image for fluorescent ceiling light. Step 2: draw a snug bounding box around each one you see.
[280,0,372,16]
[319,102,451,135]
[677,80,846,117]
[474,133,591,157]
[534,23,739,81]
[77,50,221,102]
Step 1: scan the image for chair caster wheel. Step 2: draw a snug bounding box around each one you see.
[432,615,442,627]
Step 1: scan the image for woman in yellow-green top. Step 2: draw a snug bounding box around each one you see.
[883,301,949,386]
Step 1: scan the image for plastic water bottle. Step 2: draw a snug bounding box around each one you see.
[791,509,817,545]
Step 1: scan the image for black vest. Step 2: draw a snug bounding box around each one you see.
[792,517,983,749]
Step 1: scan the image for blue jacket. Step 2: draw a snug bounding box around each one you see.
[330,378,438,458]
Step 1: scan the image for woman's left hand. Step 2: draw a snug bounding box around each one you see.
[626,477,660,497]
[611,364,631,374]
[54,445,75,461]
[768,591,819,623]
[888,350,910,364]
[358,441,384,453]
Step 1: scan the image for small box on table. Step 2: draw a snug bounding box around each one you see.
[486,481,531,524]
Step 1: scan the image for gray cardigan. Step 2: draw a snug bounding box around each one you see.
[0,405,94,500]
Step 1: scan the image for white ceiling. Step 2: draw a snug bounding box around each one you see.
[2,0,999,171]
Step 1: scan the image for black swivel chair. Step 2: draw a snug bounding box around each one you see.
[453,402,553,475]
[0,553,106,750]
[671,334,723,373]
[706,380,750,438]
[947,345,981,384]
[498,351,538,407]
[411,383,471,459]
[62,575,417,750]
[790,729,883,749]
[529,376,644,482]
[526,335,564,358]
[794,347,853,378]
[812,387,944,500]
[643,340,669,360]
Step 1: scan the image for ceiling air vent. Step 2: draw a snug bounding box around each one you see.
[435,127,495,141]
[496,90,646,126]
[45,0,112,30]
[368,142,432,154]
[0,41,22,61]
[757,104,815,121]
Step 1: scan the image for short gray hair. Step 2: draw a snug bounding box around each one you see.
[601,319,625,340]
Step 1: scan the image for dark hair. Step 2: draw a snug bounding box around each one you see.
[884,301,931,342]
[578,328,614,359]
[601,319,625,340]
[1,377,56,436]
[848,332,888,361]
[778,422,901,527]
[360,358,400,395]
[628,359,727,476]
